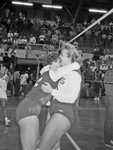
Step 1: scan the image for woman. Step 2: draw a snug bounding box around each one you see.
[15,52,80,150]
[0,65,11,126]
[37,44,82,150]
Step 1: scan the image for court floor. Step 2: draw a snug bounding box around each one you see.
[0,97,112,150]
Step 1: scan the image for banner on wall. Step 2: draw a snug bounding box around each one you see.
[28,0,52,4]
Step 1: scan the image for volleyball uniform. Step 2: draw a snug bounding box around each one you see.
[16,71,58,122]
[0,78,7,100]
[50,71,81,124]
[16,62,80,122]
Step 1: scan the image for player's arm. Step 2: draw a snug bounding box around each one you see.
[38,94,51,105]
[49,62,80,82]
[40,65,50,75]
[51,72,81,103]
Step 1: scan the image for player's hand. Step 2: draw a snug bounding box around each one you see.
[41,82,53,94]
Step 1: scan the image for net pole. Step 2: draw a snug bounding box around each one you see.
[56,8,113,52]
[69,8,113,43]
[65,132,81,150]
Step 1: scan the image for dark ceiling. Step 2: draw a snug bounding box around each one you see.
[0,0,113,14]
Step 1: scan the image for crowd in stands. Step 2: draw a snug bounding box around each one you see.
[0,8,113,54]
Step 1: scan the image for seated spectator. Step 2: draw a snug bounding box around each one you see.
[109,21,113,31]
[45,30,51,44]
[2,37,7,44]
[100,61,108,73]
[7,30,13,39]
[39,33,45,44]
[29,34,36,44]
[13,30,19,38]
[49,44,55,52]
[7,30,13,44]
[13,37,19,45]
[21,36,27,44]
[59,36,66,48]
[18,36,23,44]
[91,17,96,24]
[51,33,58,46]
[7,37,13,45]
[90,62,96,73]
[41,26,48,35]
[83,20,88,28]
[69,30,75,40]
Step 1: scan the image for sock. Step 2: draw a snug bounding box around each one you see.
[5,117,8,121]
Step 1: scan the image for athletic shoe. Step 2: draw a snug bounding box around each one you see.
[94,97,97,101]
[97,97,100,101]
[5,119,11,126]
[105,141,113,148]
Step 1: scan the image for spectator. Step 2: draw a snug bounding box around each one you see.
[7,30,13,43]
[39,33,45,44]
[13,30,19,38]
[18,36,23,44]
[29,34,36,44]
[21,36,28,44]
[20,71,29,96]
[91,17,96,24]
[33,16,41,32]
[13,70,20,96]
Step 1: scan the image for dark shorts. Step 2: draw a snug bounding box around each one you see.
[15,98,41,122]
[49,99,75,124]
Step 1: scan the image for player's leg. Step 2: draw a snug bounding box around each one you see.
[19,116,40,150]
[1,99,11,125]
[45,111,61,150]
[38,113,71,150]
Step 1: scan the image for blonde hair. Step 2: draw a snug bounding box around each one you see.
[61,43,82,65]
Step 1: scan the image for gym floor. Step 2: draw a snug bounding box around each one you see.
[0,96,112,150]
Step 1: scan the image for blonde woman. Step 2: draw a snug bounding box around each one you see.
[38,44,82,150]
[0,65,11,126]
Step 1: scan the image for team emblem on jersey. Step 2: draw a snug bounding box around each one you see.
[60,77,66,84]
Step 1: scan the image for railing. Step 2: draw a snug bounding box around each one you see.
[16,43,49,51]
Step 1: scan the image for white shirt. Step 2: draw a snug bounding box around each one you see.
[29,37,36,44]
[52,71,81,103]
[20,73,28,85]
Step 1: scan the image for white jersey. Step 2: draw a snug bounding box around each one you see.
[52,71,81,103]
[0,78,7,99]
